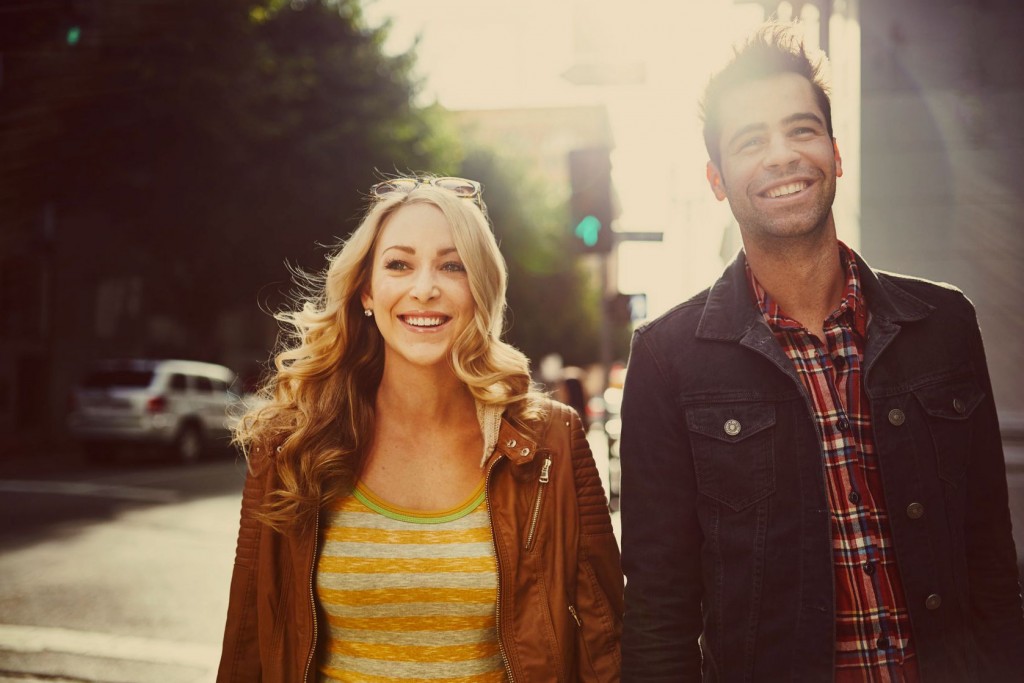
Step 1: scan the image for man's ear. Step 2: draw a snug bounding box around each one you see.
[707,161,727,201]
[833,138,843,178]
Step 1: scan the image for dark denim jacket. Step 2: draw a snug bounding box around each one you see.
[619,251,1024,682]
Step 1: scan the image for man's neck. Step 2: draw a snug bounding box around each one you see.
[743,228,846,342]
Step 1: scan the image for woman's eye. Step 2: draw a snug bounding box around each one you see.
[384,259,409,271]
[441,261,466,273]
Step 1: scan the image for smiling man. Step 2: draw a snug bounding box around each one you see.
[619,24,1024,683]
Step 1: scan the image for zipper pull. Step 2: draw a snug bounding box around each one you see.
[568,604,582,627]
[539,456,552,483]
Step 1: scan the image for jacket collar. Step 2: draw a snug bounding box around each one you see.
[695,247,934,342]
[482,414,539,470]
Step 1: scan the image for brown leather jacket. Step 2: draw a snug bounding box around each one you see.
[217,401,623,681]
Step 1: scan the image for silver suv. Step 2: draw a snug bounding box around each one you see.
[68,359,241,463]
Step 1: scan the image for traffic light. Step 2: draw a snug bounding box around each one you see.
[568,147,614,253]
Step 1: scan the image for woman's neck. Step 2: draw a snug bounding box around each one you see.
[375,363,475,425]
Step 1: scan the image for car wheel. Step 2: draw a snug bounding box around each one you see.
[173,424,204,464]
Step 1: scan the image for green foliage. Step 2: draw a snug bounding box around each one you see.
[0,0,459,355]
[1,0,615,374]
[460,147,605,367]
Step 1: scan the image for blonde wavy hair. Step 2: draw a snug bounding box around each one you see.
[236,183,545,531]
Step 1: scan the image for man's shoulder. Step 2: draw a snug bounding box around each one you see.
[634,287,712,342]
[874,268,975,313]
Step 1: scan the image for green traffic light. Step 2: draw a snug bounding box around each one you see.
[575,215,601,247]
[66,26,81,46]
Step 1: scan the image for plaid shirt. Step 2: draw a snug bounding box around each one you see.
[747,243,920,682]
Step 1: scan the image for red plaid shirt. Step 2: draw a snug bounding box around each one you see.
[747,243,920,682]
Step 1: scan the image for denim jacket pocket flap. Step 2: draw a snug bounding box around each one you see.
[686,404,776,443]
[913,379,985,484]
[914,380,984,421]
[686,404,776,511]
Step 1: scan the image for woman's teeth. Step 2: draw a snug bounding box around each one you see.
[404,316,445,327]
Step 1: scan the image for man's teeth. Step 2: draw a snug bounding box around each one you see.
[765,181,808,198]
[405,316,445,327]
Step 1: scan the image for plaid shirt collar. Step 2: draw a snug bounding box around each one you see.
[746,241,868,339]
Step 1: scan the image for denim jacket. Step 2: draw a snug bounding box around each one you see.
[619,250,1024,682]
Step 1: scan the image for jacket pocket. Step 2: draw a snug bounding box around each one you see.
[686,403,776,511]
[913,378,985,484]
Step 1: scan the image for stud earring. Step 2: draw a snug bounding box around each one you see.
[364,309,373,317]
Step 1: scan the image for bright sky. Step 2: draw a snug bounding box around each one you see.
[361,0,853,319]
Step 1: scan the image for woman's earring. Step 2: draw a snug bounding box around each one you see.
[364,309,373,317]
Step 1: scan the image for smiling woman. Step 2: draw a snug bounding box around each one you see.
[217,176,623,682]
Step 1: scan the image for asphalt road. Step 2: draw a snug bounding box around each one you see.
[0,450,248,683]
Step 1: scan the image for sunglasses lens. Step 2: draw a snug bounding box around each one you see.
[433,177,479,197]
[372,179,418,196]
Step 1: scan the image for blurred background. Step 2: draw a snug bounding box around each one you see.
[0,0,1021,681]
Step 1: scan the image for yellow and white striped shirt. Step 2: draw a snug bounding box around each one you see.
[316,480,506,682]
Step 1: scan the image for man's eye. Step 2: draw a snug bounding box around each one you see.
[738,137,764,151]
[791,126,817,137]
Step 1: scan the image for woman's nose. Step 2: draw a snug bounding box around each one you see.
[410,270,440,301]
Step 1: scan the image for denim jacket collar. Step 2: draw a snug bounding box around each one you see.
[695,248,935,344]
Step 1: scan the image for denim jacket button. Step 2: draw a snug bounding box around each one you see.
[723,419,741,437]
[906,502,924,519]
[925,593,942,610]
[887,408,906,426]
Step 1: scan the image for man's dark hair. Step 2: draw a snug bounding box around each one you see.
[699,23,834,169]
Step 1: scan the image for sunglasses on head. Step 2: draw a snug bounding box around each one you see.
[369,176,483,205]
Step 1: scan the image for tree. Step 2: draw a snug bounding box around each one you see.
[459,146,612,368]
[1,0,460,359]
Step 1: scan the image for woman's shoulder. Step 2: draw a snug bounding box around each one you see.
[509,396,584,446]
[241,435,288,480]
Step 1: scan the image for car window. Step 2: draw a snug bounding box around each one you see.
[193,376,213,393]
[82,370,154,389]
[168,373,188,392]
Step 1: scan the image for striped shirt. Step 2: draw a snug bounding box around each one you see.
[747,243,920,682]
[315,480,507,683]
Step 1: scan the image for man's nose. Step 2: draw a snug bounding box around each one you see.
[762,134,800,168]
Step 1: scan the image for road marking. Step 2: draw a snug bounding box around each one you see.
[0,623,219,671]
[0,480,179,504]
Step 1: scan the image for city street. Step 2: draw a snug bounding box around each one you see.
[1,443,1021,682]
[0,452,248,683]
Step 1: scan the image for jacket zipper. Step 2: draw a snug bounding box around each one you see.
[302,507,321,683]
[485,454,516,683]
[524,456,552,550]
[568,603,582,627]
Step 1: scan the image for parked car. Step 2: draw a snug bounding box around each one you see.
[67,359,241,463]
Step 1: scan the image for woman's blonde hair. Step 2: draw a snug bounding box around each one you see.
[236,183,544,531]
